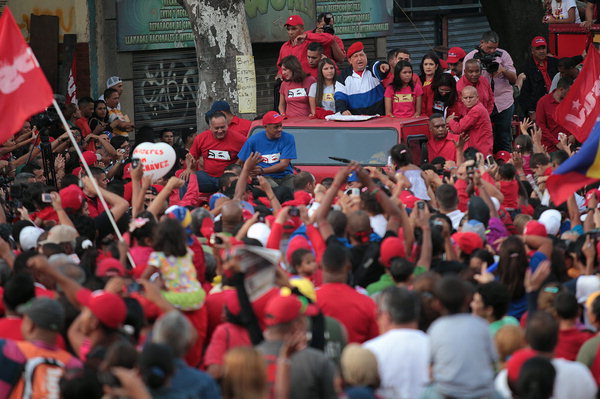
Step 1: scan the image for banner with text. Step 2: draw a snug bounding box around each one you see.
[315,0,393,39]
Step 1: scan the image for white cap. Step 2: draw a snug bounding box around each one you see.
[19,226,45,251]
[247,223,271,247]
[106,76,122,88]
[539,209,561,236]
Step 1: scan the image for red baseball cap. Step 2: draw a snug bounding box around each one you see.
[284,15,304,27]
[264,293,318,327]
[380,236,406,267]
[452,232,484,255]
[82,150,97,166]
[293,190,313,206]
[96,258,127,277]
[399,190,419,209]
[531,36,547,48]
[494,151,512,163]
[59,184,84,211]
[76,288,127,329]
[286,235,312,264]
[446,47,466,63]
[523,220,547,237]
[262,111,285,125]
[347,41,365,58]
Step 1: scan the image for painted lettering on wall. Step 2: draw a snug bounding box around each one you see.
[17,6,75,41]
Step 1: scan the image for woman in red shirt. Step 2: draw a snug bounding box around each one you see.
[278,55,316,117]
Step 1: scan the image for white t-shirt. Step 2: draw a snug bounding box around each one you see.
[551,0,581,23]
[363,329,430,399]
[495,357,596,399]
[308,83,336,112]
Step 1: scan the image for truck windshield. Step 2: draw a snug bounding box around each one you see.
[250,127,398,166]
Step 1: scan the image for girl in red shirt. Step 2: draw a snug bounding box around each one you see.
[499,163,519,210]
[278,55,316,117]
[384,61,423,118]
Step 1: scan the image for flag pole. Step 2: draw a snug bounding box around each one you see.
[51,99,136,268]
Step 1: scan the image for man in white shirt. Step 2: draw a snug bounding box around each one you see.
[98,76,123,110]
[435,184,464,230]
[363,287,430,399]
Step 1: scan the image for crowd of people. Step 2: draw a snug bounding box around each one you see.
[1,4,600,399]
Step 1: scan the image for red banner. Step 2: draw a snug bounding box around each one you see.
[66,53,77,104]
[0,7,53,143]
[554,45,600,143]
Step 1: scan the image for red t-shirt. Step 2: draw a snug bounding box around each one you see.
[384,84,423,118]
[228,116,252,138]
[456,75,494,114]
[427,133,459,162]
[316,282,378,343]
[276,32,334,75]
[204,322,251,367]
[500,180,519,209]
[0,317,66,349]
[536,92,569,153]
[76,117,92,137]
[205,290,230,344]
[189,129,247,177]
[280,76,316,117]
[555,327,594,361]
[183,306,207,368]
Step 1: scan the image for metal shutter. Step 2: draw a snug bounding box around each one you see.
[387,20,437,66]
[447,15,490,54]
[132,49,200,132]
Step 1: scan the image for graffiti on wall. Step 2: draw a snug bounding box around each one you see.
[16,6,75,41]
[133,57,199,129]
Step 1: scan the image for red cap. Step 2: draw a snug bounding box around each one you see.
[451,232,484,255]
[262,111,285,125]
[523,220,547,237]
[399,190,419,209]
[96,258,127,277]
[494,151,512,163]
[76,288,127,329]
[446,47,466,63]
[531,36,547,48]
[347,41,365,58]
[506,348,538,383]
[585,189,600,206]
[59,184,84,211]
[380,236,405,267]
[82,150,97,166]
[264,293,318,327]
[286,235,312,264]
[71,167,82,177]
[284,15,304,27]
[123,163,132,179]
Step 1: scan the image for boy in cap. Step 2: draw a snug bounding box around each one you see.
[0,297,82,399]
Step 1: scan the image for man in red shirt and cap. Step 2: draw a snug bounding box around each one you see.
[446,47,466,79]
[276,15,337,79]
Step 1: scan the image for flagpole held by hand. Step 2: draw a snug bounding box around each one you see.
[51,99,136,268]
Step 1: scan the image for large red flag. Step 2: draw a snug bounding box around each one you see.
[0,7,53,143]
[554,45,600,143]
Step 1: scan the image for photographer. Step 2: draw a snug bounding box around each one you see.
[464,31,517,154]
[313,12,346,63]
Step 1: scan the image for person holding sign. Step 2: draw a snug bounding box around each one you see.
[237,111,297,188]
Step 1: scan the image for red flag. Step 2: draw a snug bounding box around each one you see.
[66,53,77,104]
[0,7,53,143]
[554,45,600,143]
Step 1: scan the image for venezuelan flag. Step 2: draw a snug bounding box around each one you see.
[547,118,600,205]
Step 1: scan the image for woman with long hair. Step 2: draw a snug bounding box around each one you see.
[88,100,110,135]
[384,61,422,118]
[278,55,316,117]
[419,52,442,88]
[309,58,337,116]
[423,73,460,117]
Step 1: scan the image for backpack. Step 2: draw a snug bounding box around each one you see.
[9,341,71,399]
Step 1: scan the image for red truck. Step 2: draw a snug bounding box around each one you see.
[249,116,430,182]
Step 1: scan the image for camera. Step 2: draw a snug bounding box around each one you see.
[250,177,259,186]
[473,48,502,74]
[41,193,52,203]
[319,12,335,35]
[288,206,300,217]
[131,158,140,169]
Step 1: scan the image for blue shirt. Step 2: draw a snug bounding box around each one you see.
[170,358,220,399]
[238,130,296,178]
